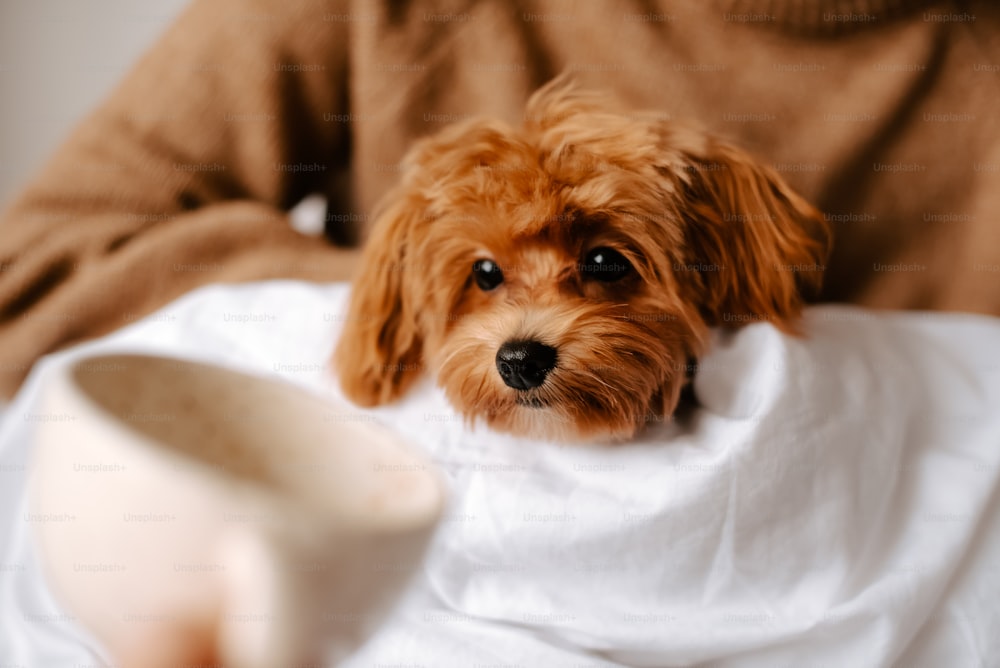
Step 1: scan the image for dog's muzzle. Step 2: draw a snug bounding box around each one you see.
[495,340,557,391]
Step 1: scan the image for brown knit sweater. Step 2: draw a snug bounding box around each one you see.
[1,0,998,398]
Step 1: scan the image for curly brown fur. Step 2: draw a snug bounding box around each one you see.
[334,78,830,442]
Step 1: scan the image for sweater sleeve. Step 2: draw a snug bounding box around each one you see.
[0,0,356,398]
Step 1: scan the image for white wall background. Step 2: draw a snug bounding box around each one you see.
[0,0,191,209]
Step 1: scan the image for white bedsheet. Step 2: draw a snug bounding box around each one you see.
[1,281,999,667]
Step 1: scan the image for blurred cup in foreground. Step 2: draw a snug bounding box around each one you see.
[30,352,445,668]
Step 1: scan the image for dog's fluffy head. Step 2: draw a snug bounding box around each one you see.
[334,79,829,441]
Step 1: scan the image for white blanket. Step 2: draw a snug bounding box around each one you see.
[1,281,999,666]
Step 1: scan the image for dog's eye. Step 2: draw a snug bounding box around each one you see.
[472,259,504,291]
[580,247,633,282]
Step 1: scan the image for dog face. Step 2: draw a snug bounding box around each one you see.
[334,80,829,441]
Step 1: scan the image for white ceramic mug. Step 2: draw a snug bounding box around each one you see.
[29,352,445,668]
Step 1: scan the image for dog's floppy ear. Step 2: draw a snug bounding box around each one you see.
[334,191,425,406]
[667,133,831,332]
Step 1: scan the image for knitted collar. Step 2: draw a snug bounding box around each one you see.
[715,0,942,34]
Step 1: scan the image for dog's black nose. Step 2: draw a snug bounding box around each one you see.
[496,340,558,391]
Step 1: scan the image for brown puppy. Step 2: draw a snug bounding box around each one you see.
[334,79,829,441]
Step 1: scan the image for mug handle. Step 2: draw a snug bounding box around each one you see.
[215,525,308,668]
